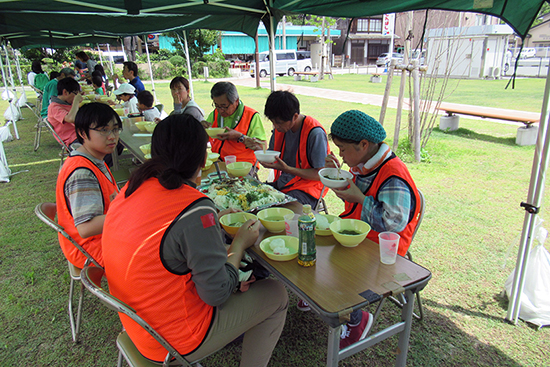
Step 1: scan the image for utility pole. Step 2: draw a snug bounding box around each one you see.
[320,16,326,80]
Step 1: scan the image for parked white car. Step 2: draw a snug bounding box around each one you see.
[519,48,537,59]
[250,50,312,78]
[376,52,404,67]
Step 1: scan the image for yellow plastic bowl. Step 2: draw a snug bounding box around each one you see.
[329,219,371,247]
[207,152,220,161]
[139,144,151,155]
[145,123,156,133]
[257,207,295,233]
[134,121,148,132]
[315,214,340,236]
[219,212,258,235]
[201,159,214,171]
[259,236,299,261]
[227,161,252,177]
[206,127,225,138]
[114,108,125,116]
[144,153,151,160]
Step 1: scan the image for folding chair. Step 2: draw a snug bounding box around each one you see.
[314,185,329,214]
[34,202,103,343]
[81,266,203,367]
[42,118,71,169]
[154,104,164,114]
[387,189,426,320]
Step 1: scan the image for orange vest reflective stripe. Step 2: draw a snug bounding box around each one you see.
[273,116,329,199]
[55,155,118,268]
[211,106,258,164]
[102,179,214,361]
[340,155,420,256]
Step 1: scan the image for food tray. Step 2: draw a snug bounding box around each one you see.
[198,176,296,213]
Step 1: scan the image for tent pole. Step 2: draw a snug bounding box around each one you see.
[268,7,276,92]
[182,31,194,100]
[142,35,157,103]
[506,57,550,324]
[0,44,19,139]
[106,43,114,75]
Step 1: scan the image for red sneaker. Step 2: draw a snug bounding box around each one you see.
[339,311,373,349]
[297,299,311,312]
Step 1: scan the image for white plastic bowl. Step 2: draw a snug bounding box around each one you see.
[318,168,353,189]
[255,150,281,163]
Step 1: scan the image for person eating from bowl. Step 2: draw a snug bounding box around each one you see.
[110,83,139,115]
[205,81,267,164]
[320,110,421,348]
[101,114,288,367]
[55,103,121,269]
[254,90,329,207]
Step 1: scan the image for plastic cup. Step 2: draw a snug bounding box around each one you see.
[224,155,237,165]
[284,213,300,237]
[378,232,400,265]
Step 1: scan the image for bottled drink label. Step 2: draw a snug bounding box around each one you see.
[298,207,316,267]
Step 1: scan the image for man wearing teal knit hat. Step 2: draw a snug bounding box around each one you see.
[325,110,421,349]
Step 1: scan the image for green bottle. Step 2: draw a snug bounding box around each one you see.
[298,204,316,267]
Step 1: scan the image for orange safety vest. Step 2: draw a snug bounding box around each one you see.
[102,179,214,361]
[210,106,258,164]
[273,116,329,199]
[340,155,420,256]
[55,155,118,268]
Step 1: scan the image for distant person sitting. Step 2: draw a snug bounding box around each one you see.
[75,51,97,77]
[137,90,160,122]
[111,83,139,115]
[47,77,83,149]
[29,60,49,92]
[92,75,104,95]
[112,61,144,96]
[169,76,204,121]
[41,68,76,119]
[55,102,121,269]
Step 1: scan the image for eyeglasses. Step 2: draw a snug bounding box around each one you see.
[71,90,80,95]
[212,102,232,111]
[90,127,122,137]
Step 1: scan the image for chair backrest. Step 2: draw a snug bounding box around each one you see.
[80,266,192,367]
[34,202,103,269]
[411,189,425,243]
[154,104,164,114]
[43,119,71,153]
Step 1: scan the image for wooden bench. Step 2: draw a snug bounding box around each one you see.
[437,102,540,145]
[294,70,333,81]
[438,103,539,126]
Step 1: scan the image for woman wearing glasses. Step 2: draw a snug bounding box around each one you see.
[55,103,122,269]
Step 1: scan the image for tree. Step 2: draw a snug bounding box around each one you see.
[533,3,550,27]
[163,29,221,62]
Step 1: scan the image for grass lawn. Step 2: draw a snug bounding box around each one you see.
[276,73,547,113]
[0,79,549,366]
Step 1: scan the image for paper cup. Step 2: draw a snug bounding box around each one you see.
[378,232,400,265]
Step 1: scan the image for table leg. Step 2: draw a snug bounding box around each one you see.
[395,289,415,367]
[111,144,119,172]
[326,325,340,367]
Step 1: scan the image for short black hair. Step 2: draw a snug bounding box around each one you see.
[123,61,138,77]
[264,90,300,122]
[137,90,154,108]
[91,75,103,88]
[57,77,80,96]
[75,103,122,144]
[49,71,60,80]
